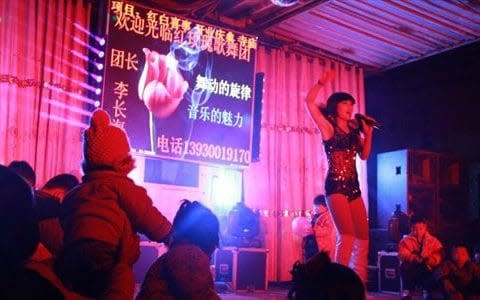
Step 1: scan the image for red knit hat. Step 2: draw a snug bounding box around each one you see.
[83,109,133,173]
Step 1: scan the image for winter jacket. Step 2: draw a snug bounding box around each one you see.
[136,244,220,300]
[435,260,480,290]
[313,206,336,260]
[398,232,443,268]
[35,191,64,256]
[60,170,171,259]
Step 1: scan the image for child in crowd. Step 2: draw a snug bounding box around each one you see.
[32,173,79,260]
[398,215,444,300]
[435,245,480,299]
[137,200,220,300]
[55,109,172,299]
[303,195,336,261]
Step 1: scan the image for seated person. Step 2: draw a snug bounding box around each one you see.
[435,245,480,299]
[8,160,36,188]
[137,200,220,300]
[303,195,336,262]
[32,173,79,260]
[0,165,63,299]
[398,215,444,299]
[288,251,365,300]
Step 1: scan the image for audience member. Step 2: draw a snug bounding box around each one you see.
[288,251,365,300]
[303,194,336,262]
[8,160,36,187]
[398,215,444,300]
[55,109,172,299]
[0,165,63,299]
[137,200,220,300]
[32,173,79,259]
[435,245,480,299]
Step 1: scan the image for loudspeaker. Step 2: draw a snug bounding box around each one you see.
[367,265,379,292]
[213,247,268,290]
[378,251,401,293]
[469,164,480,221]
[377,149,438,229]
[377,149,409,229]
[251,73,264,162]
[377,149,467,243]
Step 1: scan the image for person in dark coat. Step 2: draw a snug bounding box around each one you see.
[8,160,36,187]
[0,165,63,300]
[435,245,480,299]
[32,173,79,260]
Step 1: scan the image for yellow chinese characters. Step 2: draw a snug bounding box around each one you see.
[110,1,257,62]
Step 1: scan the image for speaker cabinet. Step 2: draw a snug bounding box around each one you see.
[214,247,268,290]
[377,149,467,243]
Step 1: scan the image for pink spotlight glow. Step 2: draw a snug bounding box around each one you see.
[70,49,89,62]
[73,22,104,45]
[43,83,96,106]
[40,112,89,129]
[72,37,105,58]
[43,98,94,117]
[43,66,98,93]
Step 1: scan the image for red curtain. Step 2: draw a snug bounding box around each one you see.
[0,0,368,282]
[0,0,92,186]
[244,46,367,281]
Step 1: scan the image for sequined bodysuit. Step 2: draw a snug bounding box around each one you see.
[324,123,361,201]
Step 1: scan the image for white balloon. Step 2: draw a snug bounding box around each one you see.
[291,216,312,238]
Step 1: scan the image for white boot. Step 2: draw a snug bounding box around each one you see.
[351,238,369,284]
[335,234,355,267]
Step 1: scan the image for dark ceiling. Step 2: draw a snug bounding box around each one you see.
[148,0,480,73]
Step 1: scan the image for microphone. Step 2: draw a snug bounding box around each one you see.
[355,113,383,130]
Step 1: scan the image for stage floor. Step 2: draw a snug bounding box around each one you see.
[219,290,400,299]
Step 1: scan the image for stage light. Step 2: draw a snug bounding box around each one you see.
[95,88,102,95]
[73,22,105,46]
[95,75,102,83]
[209,168,242,212]
[73,37,104,58]
[226,202,260,239]
[96,63,104,70]
[94,100,101,107]
[271,0,298,7]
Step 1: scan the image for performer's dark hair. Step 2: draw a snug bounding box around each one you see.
[321,92,355,117]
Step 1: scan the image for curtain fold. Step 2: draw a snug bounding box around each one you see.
[0,0,92,186]
[244,46,366,281]
[1,1,367,282]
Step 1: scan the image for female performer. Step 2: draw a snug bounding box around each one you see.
[305,71,374,283]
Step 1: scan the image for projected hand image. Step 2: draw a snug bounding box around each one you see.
[138,48,189,118]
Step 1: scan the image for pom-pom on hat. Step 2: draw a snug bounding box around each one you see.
[83,109,133,173]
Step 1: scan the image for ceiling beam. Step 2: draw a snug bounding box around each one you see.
[247,0,328,33]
